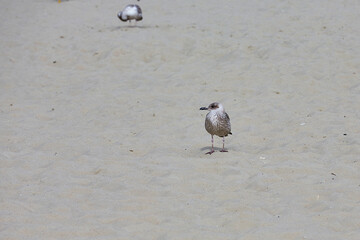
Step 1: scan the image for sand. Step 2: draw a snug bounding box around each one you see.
[1,0,360,239]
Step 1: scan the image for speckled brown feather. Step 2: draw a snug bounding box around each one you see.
[205,111,232,137]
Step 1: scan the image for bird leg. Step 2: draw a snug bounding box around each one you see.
[220,136,228,152]
[206,135,215,155]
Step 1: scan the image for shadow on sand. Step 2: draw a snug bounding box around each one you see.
[110,25,153,31]
[200,146,229,153]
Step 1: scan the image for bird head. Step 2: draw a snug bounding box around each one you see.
[200,102,224,112]
[117,12,127,22]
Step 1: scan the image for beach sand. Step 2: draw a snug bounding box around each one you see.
[1,0,360,239]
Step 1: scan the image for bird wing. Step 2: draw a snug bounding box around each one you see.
[225,112,230,121]
[224,112,232,134]
[135,5,142,14]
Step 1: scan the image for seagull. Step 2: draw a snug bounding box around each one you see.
[117,4,143,23]
[200,102,232,154]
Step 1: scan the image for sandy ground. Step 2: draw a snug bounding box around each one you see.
[1,0,360,239]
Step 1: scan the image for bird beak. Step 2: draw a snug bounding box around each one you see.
[199,107,208,110]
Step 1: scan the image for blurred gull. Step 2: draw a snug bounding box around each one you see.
[117,4,143,23]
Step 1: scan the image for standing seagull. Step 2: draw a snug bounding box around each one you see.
[117,4,143,23]
[200,102,232,154]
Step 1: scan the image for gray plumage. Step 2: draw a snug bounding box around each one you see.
[200,102,232,154]
[117,4,143,22]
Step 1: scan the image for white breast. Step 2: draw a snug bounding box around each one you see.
[123,6,138,17]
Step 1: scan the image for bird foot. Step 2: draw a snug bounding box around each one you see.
[205,150,215,155]
[220,149,228,152]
